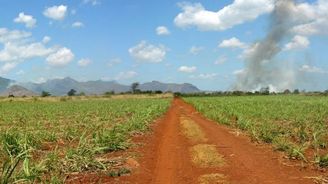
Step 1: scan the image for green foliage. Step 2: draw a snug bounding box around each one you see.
[184,95,328,166]
[67,89,76,96]
[41,91,51,97]
[0,97,171,182]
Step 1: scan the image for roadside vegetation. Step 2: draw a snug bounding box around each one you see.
[0,97,170,183]
[184,95,328,167]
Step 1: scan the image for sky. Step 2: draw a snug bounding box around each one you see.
[0,0,327,91]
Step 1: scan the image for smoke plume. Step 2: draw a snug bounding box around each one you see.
[234,0,298,92]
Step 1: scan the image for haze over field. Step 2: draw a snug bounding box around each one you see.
[0,0,327,91]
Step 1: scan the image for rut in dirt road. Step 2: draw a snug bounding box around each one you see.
[121,98,321,184]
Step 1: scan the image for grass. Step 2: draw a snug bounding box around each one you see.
[180,117,207,143]
[0,97,171,183]
[198,173,227,184]
[184,95,328,166]
[190,144,225,168]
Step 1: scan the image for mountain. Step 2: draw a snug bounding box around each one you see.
[18,77,201,96]
[139,81,200,93]
[0,77,13,92]
[22,77,130,96]
[0,85,38,97]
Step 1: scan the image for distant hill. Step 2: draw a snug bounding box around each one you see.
[0,77,13,92]
[139,81,200,93]
[22,77,130,96]
[0,85,38,97]
[21,78,200,95]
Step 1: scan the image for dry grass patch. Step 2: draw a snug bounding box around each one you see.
[199,173,228,184]
[180,117,207,143]
[190,144,225,168]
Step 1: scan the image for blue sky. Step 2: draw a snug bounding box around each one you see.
[0,0,327,91]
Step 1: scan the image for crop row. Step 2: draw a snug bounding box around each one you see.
[184,95,328,167]
[0,98,171,183]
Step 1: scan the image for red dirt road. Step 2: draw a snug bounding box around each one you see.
[119,98,322,184]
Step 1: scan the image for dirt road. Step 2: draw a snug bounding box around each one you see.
[120,98,321,184]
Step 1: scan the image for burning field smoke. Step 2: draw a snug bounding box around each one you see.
[234,0,298,92]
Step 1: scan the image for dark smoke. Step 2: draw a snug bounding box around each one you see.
[234,0,297,92]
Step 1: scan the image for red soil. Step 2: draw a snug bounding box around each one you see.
[68,98,325,183]
[119,98,323,184]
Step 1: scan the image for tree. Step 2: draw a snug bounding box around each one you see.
[284,89,291,94]
[260,87,270,95]
[41,91,51,97]
[293,89,300,94]
[78,92,86,96]
[67,89,77,96]
[131,82,139,94]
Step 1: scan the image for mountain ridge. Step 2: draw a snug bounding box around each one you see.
[0,76,201,96]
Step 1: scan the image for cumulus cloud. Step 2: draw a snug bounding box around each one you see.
[291,0,328,36]
[189,46,204,55]
[214,56,227,65]
[190,73,218,79]
[0,28,31,43]
[284,35,310,50]
[115,71,138,80]
[43,5,68,20]
[0,63,17,75]
[78,58,91,67]
[14,12,37,28]
[72,21,84,28]
[46,47,74,67]
[178,66,197,73]
[219,37,246,48]
[107,58,121,67]
[129,41,166,63]
[0,42,55,62]
[299,65,327,74]
[156,26,170,35]
[42,36,51,44]
[233,69,245,76]
[174,0,274,31]
[83,0,101,6]
[16,70,25,75]
[0,27,74,74]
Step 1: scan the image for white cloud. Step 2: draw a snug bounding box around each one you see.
[115,71,138,80]
[284,35,310,51]
[299,65,327,74]
[174,0,274,31]
[156,26,170,35]
[233,69,245,75]
[83,0,101,6]
[219,37,246,48]
[292,0,328,36]
[178,66,197,73]
[78,58,91,67]
[190,73,218,79]
[0,63,17,75]
[34,77,47,84]
[129,41,166,63]
[107,58,121,67]
[72,21,84,28]
[14,12,37,28]
[43,5,68,20]
[0,28,31,43]
[189,46,204,55]
[16,70,25,75]
[214,56,227,65]
[0,42,55,62]
[46,47,74,67]
[42,36,51,44]
[0,27,74,73]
